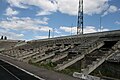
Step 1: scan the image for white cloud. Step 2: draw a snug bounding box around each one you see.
[39,26,53,32]
[56,0,118,16]
[102,5,118,16]
[54,28,61,34]
[60,26,109,34]
[115,21,120,25]
[108,5,118,13]
[5,7,19,16]
[60,26,77,34]
[8,0,28,9]
[84,26,97,33]
[57,0,78,15]
[35,26,109,39]
[35,34,68,39]
[0,29,24,40]
[35,36,48,39]
[36,11,52,16]
[0,17,52,32]
[42,17,49,22]
[7,0,118,16]
[84,26,108,33]
[83,0,109,15]
[7,0,58,16]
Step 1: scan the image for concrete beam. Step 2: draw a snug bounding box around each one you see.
[18,52,38,60]
[82,50,119,75]
[81,57,106,75]
[51,53,68,63]
[33,53,55,63]
[55,54,84,71]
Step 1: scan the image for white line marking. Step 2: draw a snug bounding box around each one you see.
[0,65,21,80]
[0,54,45,80]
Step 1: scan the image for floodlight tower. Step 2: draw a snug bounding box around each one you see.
[77,0,83,35]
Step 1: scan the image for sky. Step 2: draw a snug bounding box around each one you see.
[0,0,120,40]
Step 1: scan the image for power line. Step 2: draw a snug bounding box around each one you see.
[71,24,73,36]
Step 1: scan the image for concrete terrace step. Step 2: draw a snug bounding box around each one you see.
[55,54,85,71]
[18,52,39,60]
[14,42,27,47]
[51,53,68,63]
[81,56,107,75]
[32,53,55,63]
[18,51,33,58]
[59,45,72,52]
[32,53,45,60]
[44,46,72,63]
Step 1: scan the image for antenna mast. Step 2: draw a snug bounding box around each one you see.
[77,0,83,35]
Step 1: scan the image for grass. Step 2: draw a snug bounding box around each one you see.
[28,60,57,70]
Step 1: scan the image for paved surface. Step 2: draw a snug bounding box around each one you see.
[0,54,80,80]
[0,60,40,80]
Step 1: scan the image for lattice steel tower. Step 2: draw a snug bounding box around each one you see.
[77,0,83,34]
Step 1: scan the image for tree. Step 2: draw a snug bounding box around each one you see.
[1,36,3,40]
[4,36,7,40]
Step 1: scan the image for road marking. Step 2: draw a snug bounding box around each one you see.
[0,55,45,80]
[0,65,21,80]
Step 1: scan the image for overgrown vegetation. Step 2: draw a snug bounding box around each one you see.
[29,60,56,70]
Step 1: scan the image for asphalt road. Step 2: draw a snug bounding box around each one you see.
[0,60,40,80]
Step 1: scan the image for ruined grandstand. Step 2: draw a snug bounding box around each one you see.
[0,30,120,80]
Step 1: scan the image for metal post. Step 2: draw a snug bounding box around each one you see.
[52,28,54,38]
[77,0,83,35]
[48,30,50,38]
[100,15,102,32]
[71,24,73,36]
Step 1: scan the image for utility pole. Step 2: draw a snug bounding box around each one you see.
[99,5,109,32]
[100,15,102,32]
[48,30,51,38]
[52,28,54,38]
[71,24,73,36]
[77,0,83,35]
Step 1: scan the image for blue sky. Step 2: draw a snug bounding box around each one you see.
[0,0,120,40]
